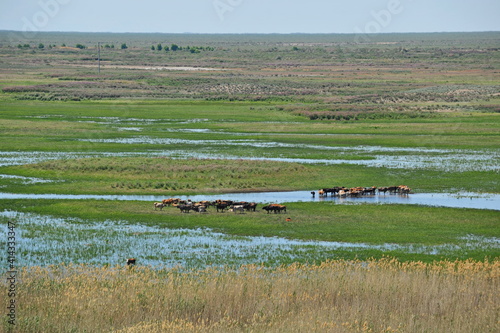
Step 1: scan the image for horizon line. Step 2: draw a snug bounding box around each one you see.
[1,29,500,36]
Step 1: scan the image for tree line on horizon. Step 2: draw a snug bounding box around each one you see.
[15,42,214,54]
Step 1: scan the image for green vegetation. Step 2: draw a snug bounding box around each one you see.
[0,31,498,267]
[1,157,499,195]
[9,198,500,245]
[2,199,499,263]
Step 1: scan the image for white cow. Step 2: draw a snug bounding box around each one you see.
[229,205,245,214]
[153,202,165,210]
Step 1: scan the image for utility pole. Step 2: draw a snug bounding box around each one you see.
[97,42,109,74]
[97,42,101,74]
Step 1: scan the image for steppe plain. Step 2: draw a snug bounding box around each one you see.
[0,31,499,332]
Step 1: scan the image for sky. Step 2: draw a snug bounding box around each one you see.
[1,0,499,34]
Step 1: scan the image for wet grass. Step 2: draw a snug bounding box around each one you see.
[1,100,499,151]
[1,156,499,194]
[1,199,498,264]
[0,32,499,268]
[1,32,499,332]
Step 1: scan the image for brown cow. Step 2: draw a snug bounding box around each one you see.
[262,204,287,214]
[378,187,389,194]
[398,185,411,194]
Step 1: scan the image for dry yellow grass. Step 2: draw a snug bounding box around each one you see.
[8,258,499,332]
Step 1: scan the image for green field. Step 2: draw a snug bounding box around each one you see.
[0,31,499,266]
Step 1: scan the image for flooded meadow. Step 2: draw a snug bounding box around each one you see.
[2,211,498,269]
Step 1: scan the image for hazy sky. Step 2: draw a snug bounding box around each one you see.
[1,0,499,34]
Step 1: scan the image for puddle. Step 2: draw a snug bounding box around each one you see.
[2,211,497,268]
[39,115,212,127]
[0,174,57,184]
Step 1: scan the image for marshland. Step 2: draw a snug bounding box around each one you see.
[0,31,499,332]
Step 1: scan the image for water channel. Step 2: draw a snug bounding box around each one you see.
[1,190,499,210]
[1,149,499,210]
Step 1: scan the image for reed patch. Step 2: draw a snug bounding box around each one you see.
[11,259,500,332]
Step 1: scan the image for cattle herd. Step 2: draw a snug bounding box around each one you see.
[152,185,412,214]
[316,185,412,197]
[153,198,287,214]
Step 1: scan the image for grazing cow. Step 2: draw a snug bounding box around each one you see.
[398,185,411,195]
[388,186,399,194]
[171,200,188,207]
[162,198,173,206]
[363,186,377,195]
[229,205,245,214]
[153,202,165,210]
[349,189,362,197]
[163,198,182,206]
[195,205,207,213]
[262,204,287,214]
[378,187,389,194]
[213,199,233,206]
[176,205,192,213]
[215,203,229,212]
[322,188,334,196]
[274,204,287,213]
[318,189,325,197]
[245,202,258,212]
[262,205,274,213]
[126,258,136,266]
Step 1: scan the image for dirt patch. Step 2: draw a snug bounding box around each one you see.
[74,64,227,71]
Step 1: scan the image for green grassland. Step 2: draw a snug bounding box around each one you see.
[2,198,499,263]
[0,31,499,264]
[0,156,498,194]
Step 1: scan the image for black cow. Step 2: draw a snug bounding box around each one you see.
[177,205,192,213]
[262,204,287,214]
[215,203,229,212]
[245,202,258,212]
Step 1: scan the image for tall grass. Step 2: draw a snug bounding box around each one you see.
[10,258,499,332]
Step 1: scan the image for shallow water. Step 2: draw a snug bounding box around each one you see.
[1,190,499,210]
[2,211,498,268]
[1,146,500,172]
[79,137,500,172]
[1,150,499,210]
